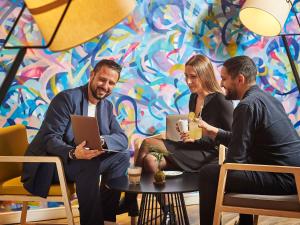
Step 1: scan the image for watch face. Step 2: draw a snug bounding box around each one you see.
[100,136,105,146]
[69,149,76,160]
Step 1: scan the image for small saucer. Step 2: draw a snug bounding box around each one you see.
[164,171,183,177]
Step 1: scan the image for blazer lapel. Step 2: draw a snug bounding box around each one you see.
[96,101,101,134]
[82,85,89,116]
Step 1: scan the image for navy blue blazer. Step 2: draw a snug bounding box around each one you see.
[22,85,128,197]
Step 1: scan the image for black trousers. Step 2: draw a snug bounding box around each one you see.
[198,163,297,225]
[54,151,130,225]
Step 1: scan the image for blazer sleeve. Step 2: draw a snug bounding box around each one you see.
[41,92,75,164]
[101,101,128,151]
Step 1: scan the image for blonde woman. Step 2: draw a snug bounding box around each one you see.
[119,55,234,216]
[136,54,234,172]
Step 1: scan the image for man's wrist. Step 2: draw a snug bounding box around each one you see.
[69,149,77,160]
[211,127,219,140]
[215,128,226,142]
[100,136,105,147]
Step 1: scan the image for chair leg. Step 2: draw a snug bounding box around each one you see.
[213,209,221,225]
[254,215,259,225]
[130,216,137,225]
[20,201,28,225]
[56,160,75,225]
[62,196,75,225]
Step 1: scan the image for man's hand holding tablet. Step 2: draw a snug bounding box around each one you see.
[74,140,104,160]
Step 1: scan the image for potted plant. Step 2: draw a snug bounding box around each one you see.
[149,148,168,184]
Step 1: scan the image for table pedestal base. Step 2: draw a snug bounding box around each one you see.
[137,193,190,225]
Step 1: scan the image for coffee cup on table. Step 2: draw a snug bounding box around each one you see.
[127,166,142,185]
[177,119,189,133]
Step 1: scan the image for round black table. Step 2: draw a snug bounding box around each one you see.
[107,172,201,225]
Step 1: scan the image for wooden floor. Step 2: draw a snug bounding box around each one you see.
[15,204,300,225]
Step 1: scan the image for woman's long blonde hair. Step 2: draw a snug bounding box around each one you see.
[185,54,223,94]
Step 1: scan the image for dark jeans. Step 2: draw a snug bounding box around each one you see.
[53,151,130,225]
[198,163,296,225]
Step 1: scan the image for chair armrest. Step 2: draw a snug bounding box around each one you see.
[158,132,166,140]
[219,163,300,203]
[222,163,300,174]
[0,156,62,164]
[0,155,70,196]
[143,132,166,140]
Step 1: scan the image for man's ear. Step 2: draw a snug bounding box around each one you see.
[237,73,246,85]
[90,71,94,79]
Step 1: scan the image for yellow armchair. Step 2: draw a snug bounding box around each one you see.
[0,124,75,225]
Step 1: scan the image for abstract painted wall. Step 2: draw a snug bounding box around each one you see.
[1,0,300,153]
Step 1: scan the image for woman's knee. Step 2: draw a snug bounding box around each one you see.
[143,154,158,173]
[140,138,153,150]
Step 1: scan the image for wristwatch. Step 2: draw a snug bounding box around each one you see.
[100,136,105,147]
[69,149,77,160]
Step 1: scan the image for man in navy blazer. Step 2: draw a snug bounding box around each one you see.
[22,59,130,225]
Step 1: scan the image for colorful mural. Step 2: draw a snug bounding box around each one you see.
[0,0,300,153]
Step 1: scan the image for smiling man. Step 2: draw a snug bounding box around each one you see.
[198,55,300,225]
[22,59,130,225]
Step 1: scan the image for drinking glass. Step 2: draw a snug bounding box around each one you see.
[189,118,202,140]
[127,166,142,184]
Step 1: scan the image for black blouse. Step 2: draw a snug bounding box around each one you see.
[188,92,233,152]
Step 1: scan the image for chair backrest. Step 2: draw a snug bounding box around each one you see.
[0,124,28,182]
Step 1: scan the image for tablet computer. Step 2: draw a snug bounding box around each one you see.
[71,115,103,150]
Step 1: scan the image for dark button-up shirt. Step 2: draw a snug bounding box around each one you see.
[217,85,300,166]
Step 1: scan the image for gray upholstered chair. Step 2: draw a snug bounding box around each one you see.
[213,163,300,225]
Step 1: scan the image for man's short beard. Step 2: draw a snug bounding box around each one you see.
[90,85,104,100]
[225,90,238,100]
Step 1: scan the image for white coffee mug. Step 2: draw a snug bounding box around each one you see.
[177,119,189,133]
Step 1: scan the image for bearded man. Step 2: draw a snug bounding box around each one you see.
[22,59,130,225]
[198,56,300,225]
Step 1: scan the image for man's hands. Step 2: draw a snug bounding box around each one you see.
[74,141,104,160]
[198,120,219,140]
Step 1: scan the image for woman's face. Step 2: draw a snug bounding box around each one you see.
[184,65,203,94]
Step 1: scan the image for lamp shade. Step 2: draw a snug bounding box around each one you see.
[239,0,294,36]
[24,0,136,51]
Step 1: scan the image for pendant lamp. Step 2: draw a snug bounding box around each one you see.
[24,0,136,51]
[0,0,136,105]
[239,0,300,92]
[239,0,294,36]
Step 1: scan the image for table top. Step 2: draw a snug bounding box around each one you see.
[106,172,201,194]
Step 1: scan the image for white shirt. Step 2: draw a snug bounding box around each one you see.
[87,102,97,117]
